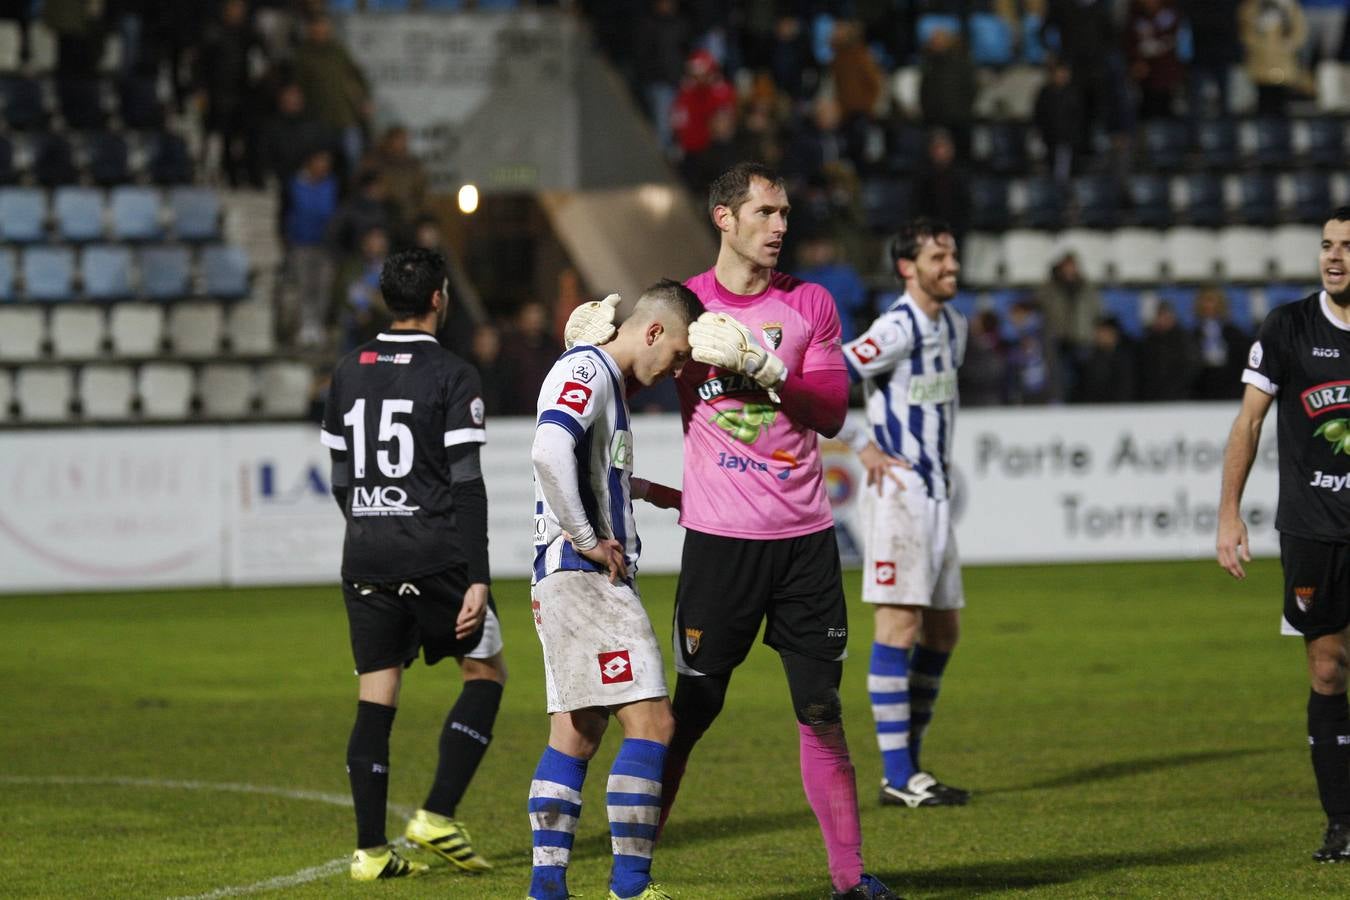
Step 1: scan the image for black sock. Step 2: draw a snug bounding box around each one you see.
[423,679,503,818]
[347,700,397,849]
[1308,690,1350,825]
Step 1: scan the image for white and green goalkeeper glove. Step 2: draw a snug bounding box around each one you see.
[563,292,621,349]
[688,312,787,392]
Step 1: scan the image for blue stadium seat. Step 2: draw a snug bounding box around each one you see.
[0,186,46,242]
[138,244,191,301]
[1193,118,1238,169]
[1022,14,1048,64]
[1127,174,1173,228]
[1101,288,1144,338]
[1181,172,1225,227]
[473,0,520,7]
[1304,118,1345,167]
[33,132,79,186]
[1155,286,1198,328]
[885,122,925,175]
[147,132,192,184]
[56,77,105,130]
[82,243,134,301]
[22,245,76,301]
[86,131,130,186]
[0,133,16,184]
[421,0,464,7]
[968,13,1013,66]
[1250,118,1293,168]
[169,187,221,242]
[1224,286,1254,332]
[1,75,47,129]
[985,121,1029,174]
[53,186,104,242]
[1141,119,1189,171]
[950,291,979,319]
[1073,174,1120,228]
[859,178,912,233]
[0,248,15,301]
[201,244,250,299]
[1234,172,1278,226]
[117,76,163,128]
[917,14,962,48]
[325,0,358,9]
[110,186,164,241]
[1021,175,1066,229]
[971,176,1011,230]
[1290,171,1333,224]
[365,0,409,7]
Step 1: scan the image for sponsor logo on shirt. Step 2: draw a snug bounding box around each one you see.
[359,351,412,365]
[697,373,762,401]
[762,322,783,349]
[351,485,420,517]
[1309,470,1350,492]
[555,381,592,413]
[908,371,958,405]
[874,561,897,585]
[1248,341,1263,368]
[1314,347,1341,359]
[610,429,633,469]
[849,338,882,365]
[571,359,597,383]
[714,449,798,481]
[1302,381,1350,418]
[827,627,847,639]
[598,649,633,684]
[684,628,702,655]
[1295,586,1316,613]
[470,396,485,425]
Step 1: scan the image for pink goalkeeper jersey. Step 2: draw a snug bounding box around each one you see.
[677,268,847,539]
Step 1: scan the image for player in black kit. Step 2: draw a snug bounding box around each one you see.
[321,248,507,881]
[1218,208,1350,862]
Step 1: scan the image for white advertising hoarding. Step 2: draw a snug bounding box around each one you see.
[0,429,225,591]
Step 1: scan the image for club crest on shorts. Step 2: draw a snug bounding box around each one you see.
[761,323,783,349]
[598,649,633,684]
[684,627,703,655]
[1296,586,1316,612]
[875,561,897,586]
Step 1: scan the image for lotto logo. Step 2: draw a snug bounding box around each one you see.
[875,561,897,586]
[598,649,633,684]
[850,338,881,364]
[556,381,592,413]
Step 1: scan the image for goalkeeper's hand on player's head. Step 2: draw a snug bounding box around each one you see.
[688,312,787,391]
[563,292,621,349]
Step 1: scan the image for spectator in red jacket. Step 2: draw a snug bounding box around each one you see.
[1126,0,1186,119]
[669,49,736,159]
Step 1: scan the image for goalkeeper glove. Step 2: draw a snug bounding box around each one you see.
[563,292,620,349]
[688,312,787,392]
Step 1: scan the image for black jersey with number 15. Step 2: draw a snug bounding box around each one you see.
[1243,292,1350,541]
[321,330,487,582]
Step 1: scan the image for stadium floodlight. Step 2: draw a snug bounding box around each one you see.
[458,184,479,215]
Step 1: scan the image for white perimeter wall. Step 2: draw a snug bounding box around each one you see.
[0,403,1279,593]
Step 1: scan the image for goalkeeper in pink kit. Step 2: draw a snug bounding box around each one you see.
[567,163,897,899]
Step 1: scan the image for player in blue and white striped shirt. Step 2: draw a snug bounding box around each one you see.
[839,218,972,809]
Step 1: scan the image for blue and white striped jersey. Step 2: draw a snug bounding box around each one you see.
[531,346,639,585]
[842,294,968,500]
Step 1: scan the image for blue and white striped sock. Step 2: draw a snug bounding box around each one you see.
[607,738,666,899]
[869,641,914,787]
[528,745,588,900]
[909,644,951,771]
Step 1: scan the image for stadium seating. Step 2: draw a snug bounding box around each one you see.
[1302,117,1345,167]
[82,243,135,301]
[87,131,131,186]
[224,302,275,355]
[968,13,1014,66]
[168,187,221,242]
[1181,172,1226,227]
[1020,176,1065,230]
[883,122,925,174]
[1272,224,1322,280]
[54,186,106,242]
[57,78,106,130]
[970,176,1011,230]
[147,133,192,184]
[1163,227,1220,282]
[166,302,224,358]
[1072,175,1120,229]
[1234,172,1279,226]
[78,364,136,420]
[1218,227,1273,281]
[0,367,11,419]
[0,21,20,73]
[138,244,192,301]
[107,303,163,356]
[1141,119,1189,171]
[1003,230,1055,285]
[1111,229,1166,284]
[1058,229,1112,282]
[110,186,164,241]
[1193,118,1239,169]
[1102,288,1147,337]
[118,77,163,128]
[0,246,15,300]
[198,363,256,418]
[0,134,17,184]
[860,178,912,233]
[984,122,1030,175]
[201,244,250,299]
[1289,171,1333,223]
[1126,174,1173,228]
[49,305,105,358]
[15,366,73,422]
[0,306,44,359]
[257,362,312,418]
[0,186,47,242]
[2,75,47,129]
[961,232,1004,285]
[22,245,76,301]
[33,132,78,186]
[138,362,193,419]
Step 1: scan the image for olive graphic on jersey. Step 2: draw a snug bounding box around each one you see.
[1314,418,1350,453]
[711,403,777,445]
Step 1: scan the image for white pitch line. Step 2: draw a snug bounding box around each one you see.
[2,775,417,899]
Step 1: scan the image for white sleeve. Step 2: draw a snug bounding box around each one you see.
[836,415,873,453]
[535,350,609,438]
[842,314,912,381]
[531,423,597,550]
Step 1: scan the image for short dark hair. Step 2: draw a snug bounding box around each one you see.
[708,162,786,219]
[1330,207,1350,224]
[637,278,704,324]
[379,248,446,318]
[889,217,955,270]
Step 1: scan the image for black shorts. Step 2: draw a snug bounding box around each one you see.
[1281,533,1350,640]
[343,566,495,674]
[672,527,848,676]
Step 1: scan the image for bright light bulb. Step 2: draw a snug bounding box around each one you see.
[458,184,479,214]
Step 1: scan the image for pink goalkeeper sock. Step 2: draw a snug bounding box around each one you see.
[799,722,864,892]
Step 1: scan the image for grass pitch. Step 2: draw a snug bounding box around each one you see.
[1,559,1344,899]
